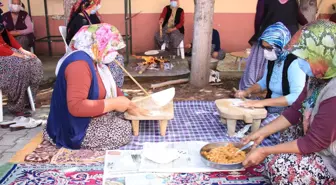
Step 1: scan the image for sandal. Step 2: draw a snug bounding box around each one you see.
[10,118,43,131]
[0,116,26,128]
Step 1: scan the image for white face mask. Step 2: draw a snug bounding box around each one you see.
[264,49,278,61]
[170,1,178,8]
[90,4,101,15]
[10,4,21,13]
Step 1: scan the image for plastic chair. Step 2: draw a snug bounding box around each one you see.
[30,22,35,53]
[0,87,35,123]
[161,40,185,59]
[59,26,71,53]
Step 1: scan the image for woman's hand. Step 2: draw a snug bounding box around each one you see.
[21,49,37,58]
[127,102,149,116]
[242,148,268,168]
[167,28,175,33]
[241,131,265,149]
[159,18,164,25]
[9,30,20,36]
[26,52,37,58]
[185,43,192,49]
[234,90,248,99]
[12,52,26,58]
[240,100,265,108]
[114,96,133,112]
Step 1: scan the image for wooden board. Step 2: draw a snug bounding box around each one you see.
[124,97,174,121]
[215,99,267,123]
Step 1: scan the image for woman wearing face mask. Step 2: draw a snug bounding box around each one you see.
[66,0,102,45]
[0,19,43,119]
[45,24,147,150]
[154,0,184,52]
[241,20,336,184]
[239,0,308,91]
[234,22,306,129]
[2,0,35,51]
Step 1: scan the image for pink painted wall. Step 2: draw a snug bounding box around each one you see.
[32,13,332,56]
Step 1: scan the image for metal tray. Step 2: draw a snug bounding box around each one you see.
[200,142,247,170]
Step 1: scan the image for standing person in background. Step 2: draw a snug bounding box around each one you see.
[239,0,308,90]
[3,0,35,51]
[66,0,101,45]
[185,29,226,60]
[154,0,184,52]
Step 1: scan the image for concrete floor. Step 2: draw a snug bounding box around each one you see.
[0,55,57,164]
[38,55,61,83]
[0,106,50,164]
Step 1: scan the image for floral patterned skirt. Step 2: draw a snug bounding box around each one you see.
[80,112,132,150]
[264,124,336,184]
[0,51,43,113]
[43,112,132,151]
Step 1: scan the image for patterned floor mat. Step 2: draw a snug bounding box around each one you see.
[24,101,278,164]
[0,163,270,185]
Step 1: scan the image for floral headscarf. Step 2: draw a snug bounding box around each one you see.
[285,20,336,133]
[259,22,291,62]
[69,23,126,97]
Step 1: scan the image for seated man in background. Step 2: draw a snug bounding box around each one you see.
[185,28,226,60]
[3,0,34,50]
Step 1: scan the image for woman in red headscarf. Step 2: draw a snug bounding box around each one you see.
[66,0,102,44]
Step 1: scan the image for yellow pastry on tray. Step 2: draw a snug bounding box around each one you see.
[201,143,246,164]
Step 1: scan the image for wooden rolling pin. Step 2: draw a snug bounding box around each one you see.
[160,24,163,38]
[113,59,150,96]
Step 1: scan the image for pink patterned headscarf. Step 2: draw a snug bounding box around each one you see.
[69,23,125,64]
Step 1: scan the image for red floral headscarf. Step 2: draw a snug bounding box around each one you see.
[68,0,101,23]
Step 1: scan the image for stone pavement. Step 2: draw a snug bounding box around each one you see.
[0,106,50,165]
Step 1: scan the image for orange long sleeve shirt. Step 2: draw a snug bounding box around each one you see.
[65,60,123,117]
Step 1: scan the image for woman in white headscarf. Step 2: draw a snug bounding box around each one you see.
[3,0,34,50]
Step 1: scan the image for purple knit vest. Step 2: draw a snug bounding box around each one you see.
[3,11,35,47]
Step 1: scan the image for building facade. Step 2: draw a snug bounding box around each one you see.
[1,0,334,55]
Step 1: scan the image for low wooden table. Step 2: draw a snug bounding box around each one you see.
[230,49,250,71]
[215,99,267,136]
[124,97,174,136]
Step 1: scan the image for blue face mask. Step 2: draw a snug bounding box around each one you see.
[298,59,314,77]
[170,1,178,7]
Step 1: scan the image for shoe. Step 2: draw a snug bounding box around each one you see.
[0,121,16,128]
[10,118,43,131]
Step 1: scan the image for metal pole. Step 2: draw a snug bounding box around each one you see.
[124,0,129,64]
[27,0,32,17]
[128,0,132,54]
[44,0,52,56]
